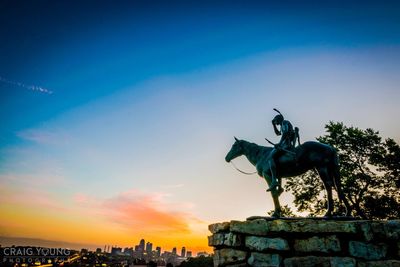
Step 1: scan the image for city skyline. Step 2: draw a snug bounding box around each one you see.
[0,237,204,267]
[0,236,198,258]
[1,1,400,254]
[0,243,204,267]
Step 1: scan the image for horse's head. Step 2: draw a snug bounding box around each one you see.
[225,137,245,162]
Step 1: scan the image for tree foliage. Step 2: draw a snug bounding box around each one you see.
[285,122,400,219]
[267,204,295,217]
[179,256,213,267]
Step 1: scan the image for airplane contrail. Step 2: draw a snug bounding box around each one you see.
[0,76,53,95]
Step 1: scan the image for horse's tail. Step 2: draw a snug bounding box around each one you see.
[330,148,352,216]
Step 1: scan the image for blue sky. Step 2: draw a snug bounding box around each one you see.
[1,1,399,137]
[0,1,400,251]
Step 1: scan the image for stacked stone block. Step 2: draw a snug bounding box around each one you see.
[208,218,400,267]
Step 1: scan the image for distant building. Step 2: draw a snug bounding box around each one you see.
[146,242,153,253]
[156,247,161,257]
[186,251,192,258]
[181,247,186,258]
[139,239,145,252]
[124,247,134,256]
[172,247,177,255]
[111,247,122,255]
[96,248,102,254]
[80,248,88,254]
[135,245,140,252]
[162,251,172,258]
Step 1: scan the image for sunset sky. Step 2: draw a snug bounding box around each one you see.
[1,1,400,253]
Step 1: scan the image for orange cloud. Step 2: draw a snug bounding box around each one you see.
[101,190,191,234]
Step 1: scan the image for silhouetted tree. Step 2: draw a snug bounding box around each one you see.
[179,256,213,267]
[267,204,295,217]
[285,122,400,219]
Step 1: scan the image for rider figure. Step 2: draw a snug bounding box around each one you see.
[267,109,297,192]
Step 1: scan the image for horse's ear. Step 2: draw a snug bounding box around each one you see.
[234,136,238,141]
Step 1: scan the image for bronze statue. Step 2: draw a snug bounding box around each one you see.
[266,109,298,192]
[225,135,352,218]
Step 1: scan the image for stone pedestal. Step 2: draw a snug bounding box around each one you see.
[208,218,400,267]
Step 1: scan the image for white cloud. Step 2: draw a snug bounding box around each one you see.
[0,76,53,95]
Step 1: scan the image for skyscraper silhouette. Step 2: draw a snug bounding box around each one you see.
[139,239,145,252]
[181,247,186,257]
[146,242,153,253]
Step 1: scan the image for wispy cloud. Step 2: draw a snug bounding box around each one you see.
[0,76,53,95]
[16,128,70,145]
[0,172,66,189]
[0,181,68,212]
[106,193,190,233]
[74,189,201,235]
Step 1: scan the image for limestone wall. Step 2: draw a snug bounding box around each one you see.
[208,218,400,267]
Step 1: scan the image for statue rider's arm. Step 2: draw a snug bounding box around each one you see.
[277,121,290,147]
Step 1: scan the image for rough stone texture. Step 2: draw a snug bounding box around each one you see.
[349,241,387,260]
[398,241,400,257]
[223,264,249,267]
[284,256,356,267]
[247,253,282,267]
[208,233,243,247]
[358,260,400,267]
[213,249,247,266]
[360,221,375,242]
[230,220,271,236]
[385,221,400,240]
[360,221,400,242]
[245,236,289,251]
[294,235,340,253]
[209,222,231,234]
[330,257,357,267]
[210,219,400,267]
[230,219,357,235]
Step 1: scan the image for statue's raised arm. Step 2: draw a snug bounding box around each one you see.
[267,109,297,192]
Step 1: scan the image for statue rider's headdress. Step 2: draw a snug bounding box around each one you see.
[272,108,284,136]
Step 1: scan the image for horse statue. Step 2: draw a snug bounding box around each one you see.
[225,137,352,218]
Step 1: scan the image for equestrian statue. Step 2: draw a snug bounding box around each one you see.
[225,109,352,218]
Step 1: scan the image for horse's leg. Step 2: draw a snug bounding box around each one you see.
[336,187,352,217]
[264,174,281,217]
[334,180,352,217]
[318,168,334,218]
[266,151,279,192]
[331,167,352,217]
[271,188,282,218]
[277,177,284,196]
